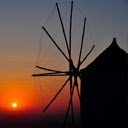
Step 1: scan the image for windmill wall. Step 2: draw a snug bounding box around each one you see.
[80,38,128,128]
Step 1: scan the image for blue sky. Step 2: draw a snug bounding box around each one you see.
[0,0,127,56]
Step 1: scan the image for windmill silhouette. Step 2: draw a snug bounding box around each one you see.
[32,1,95,127]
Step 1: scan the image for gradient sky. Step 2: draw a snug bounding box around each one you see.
[0,0,128,118]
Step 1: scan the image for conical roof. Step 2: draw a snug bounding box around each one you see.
[81,38,128,73]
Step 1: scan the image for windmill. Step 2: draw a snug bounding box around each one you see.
[32,1,95,127]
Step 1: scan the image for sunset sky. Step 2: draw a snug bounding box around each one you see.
[0,0,128,121]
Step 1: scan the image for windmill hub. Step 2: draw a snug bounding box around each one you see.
[70,63,79,87]
[72,67,79,76]
[69,60,79,77]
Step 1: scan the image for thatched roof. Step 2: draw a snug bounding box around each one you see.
[81,38,128,73]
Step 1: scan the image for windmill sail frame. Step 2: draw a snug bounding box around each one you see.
[32,1,95,128]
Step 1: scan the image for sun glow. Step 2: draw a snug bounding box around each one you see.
[12,103,17,108]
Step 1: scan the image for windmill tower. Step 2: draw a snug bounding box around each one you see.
[32,1,95,128]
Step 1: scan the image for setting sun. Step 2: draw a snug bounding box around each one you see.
[12,103,17,108]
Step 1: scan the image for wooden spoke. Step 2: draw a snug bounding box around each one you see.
[42,26,70,62]
[32,72,68,77]
[43,77,70,112]
[80,45,95,66]
[36,66,67,73]
[56,3,70,56]
[77,17,86,70]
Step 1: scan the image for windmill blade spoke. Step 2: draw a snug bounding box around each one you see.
[69,1,73,59]
[70,94,75,128]
[56,3,70,56]
[36,65,68,73]
[63,97,71,128]
[76,85,81,101]
[74,77,81,101]
[43,77,70,112]
[42,26,70,62]
[68,2,75,126]
[70,76,75,128]
[80,45,95,66]
[32,72,68,77]
[77,17,86,69]
[63,81,75,128]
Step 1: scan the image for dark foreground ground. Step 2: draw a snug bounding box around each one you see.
[0,114,80,128]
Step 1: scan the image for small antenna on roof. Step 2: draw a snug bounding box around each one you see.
[113,37,116,42]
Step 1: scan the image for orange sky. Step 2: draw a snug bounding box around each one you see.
[0,69,80,117]
[0,76,40,112]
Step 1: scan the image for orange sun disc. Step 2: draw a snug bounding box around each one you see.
[12,103,17,108]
